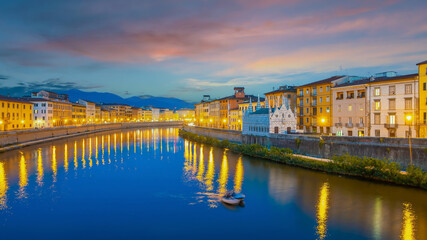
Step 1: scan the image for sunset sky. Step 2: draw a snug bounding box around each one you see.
[1,0,426,101]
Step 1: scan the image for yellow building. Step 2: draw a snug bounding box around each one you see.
[141,109,152,122]
[71,103,86,125]
[265,85,297,109]
[52,101,72,127]
[176,109,195,122]
[418,60,427,138]
[0,96,33,131]
[297,76,347,134]
[101,108,110,122]
[229,108,241,131]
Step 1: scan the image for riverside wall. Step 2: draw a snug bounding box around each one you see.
[183,126,427,170]
[0,122,183,148]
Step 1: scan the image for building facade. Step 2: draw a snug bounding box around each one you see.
[418,60,427,138]
[0,96,33,131]
[297,76,349,134]
[369,74,418,138]
[265,85,297,110]
[332,79,369,137]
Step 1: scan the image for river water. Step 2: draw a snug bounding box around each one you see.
[0,127,425,240]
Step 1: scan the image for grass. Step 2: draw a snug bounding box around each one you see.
[179,129,427,190]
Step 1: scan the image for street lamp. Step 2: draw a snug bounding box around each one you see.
[406,114,413,165]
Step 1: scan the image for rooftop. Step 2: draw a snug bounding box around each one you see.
[298,76,345,88]
[265,86,297,94]
[0,95,32,104]
[416,60,427,65]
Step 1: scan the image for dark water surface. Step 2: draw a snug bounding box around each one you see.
[0,127,425,240]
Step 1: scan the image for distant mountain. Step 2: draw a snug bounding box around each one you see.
[59,89,195,109]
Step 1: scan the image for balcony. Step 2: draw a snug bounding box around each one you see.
[345,123,353,128]
[356,123,364,128]
[357,93,366,98]
[311,92,317,96]
[346,96,354,99]
[384,123,398,128]
[335,123,343,127]
[312,102,317,106]
[336,96,344,100]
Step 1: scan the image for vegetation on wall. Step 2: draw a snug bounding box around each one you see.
[179,129,427,190]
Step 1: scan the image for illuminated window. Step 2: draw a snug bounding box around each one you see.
[348,105,352,111]
[326,107,330,113]
[374,87,380,96]
[374,100,381,111]
[389,114,396,124]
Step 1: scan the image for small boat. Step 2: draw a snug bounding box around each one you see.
[221,196,242,205]
[232,192,245,200]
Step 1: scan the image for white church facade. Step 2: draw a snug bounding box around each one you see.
[242,96,297,136]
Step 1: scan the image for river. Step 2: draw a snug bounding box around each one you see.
[0,127,425,239]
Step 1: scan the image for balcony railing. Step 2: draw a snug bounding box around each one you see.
[335,123,342,127]
[356,123,364,128]
[347,96,354,99]
[384,123,398,128]
[311,92,317,96]
[336,96,344,100]
[345,123,353,128]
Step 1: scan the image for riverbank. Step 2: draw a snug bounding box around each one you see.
[179,129,427,190]
[0,121,183,153]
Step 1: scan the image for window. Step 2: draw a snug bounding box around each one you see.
[375,130,380,137]
[389,85,396,95]
[348,105,352,111]
[360,117,363,124]
[319,107,323,113]
[319,97,323,103]
[326,96,330,102]
[360,104,364,111]
[326,86,330,92]
[374,114,380,124]
[349,117,352,123]
[405,98,412,110]
[389,114,396,125]
[306,108,309,114]
[306,89,309,94]
[326,107,330,113]
[374,100,381,111]
[389,99,396,110]
[306,98,309,104]
[320,87,323,92]
[424,112,426,124]
[405,84,412,94]
[338,117,342,123]
[306,118,309,123]
[374,87,380,96]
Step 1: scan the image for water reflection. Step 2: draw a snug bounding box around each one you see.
[0,128,424,240]
[36,149,43,186]
[316,182,330,240]
[401,203,416,240]
[0,162,8,209]
[17,153,28,199]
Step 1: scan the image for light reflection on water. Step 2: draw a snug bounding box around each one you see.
[0,127,425,239]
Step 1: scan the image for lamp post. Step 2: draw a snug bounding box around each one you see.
[406,115,413,165]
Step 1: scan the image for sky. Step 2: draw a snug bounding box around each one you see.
[1,0,427,102]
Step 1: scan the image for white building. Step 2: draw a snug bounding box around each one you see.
[242,96,297,136]
[78,99,96,123]
[269,97,298,134]
[368,74,418,138]
[31,99,54,128]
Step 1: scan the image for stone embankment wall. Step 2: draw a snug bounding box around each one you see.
[183,126,427,170]
[0,122,183,148]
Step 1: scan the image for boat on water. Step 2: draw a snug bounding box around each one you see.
[221,197,242,205]
[221,191,245,205]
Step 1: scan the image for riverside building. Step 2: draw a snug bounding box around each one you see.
[0,95,33,131]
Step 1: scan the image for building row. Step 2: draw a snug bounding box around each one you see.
[0,90,194,131]
[195,60,427,138]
